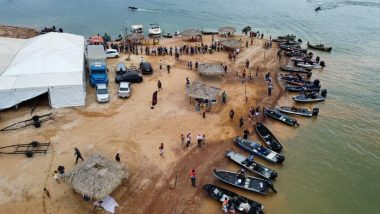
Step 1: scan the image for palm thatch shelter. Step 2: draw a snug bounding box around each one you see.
[220,39,242,50]
[180,29,202,41]
[186,81,221,101]
[198,63,224,76]
[62,154,128,200]
[219,26,236,37]
[127,33,144,45]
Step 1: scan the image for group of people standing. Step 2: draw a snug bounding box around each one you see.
[180,133,206,148]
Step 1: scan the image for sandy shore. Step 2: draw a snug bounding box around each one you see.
[0,27,285,213]
[0,25,38,39]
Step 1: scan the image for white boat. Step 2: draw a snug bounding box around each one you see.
[297,62,321,69]
[131,25,144,34]
[148,24,161,37]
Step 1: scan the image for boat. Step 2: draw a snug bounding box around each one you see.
[280,65,311,74]
[296,62,321,69]
[203,184,265,214]
[280,73,310,81]
[307,42,332,52]
[285,84,321,92]
[128,6,138,10]
[315,6,322,11]
[277,34,296,40]
[283,78,311,86]
[213,169,276,195]
[162,33,173,38]
[131,25,144,34]
[201,30,219,35]
[293,89,327,102]
[225,151,278,180]
[264,108,299,126]
[233,137,285,164]
[277,106,319,117]
[255,123,283,153]
[148,24,161,37]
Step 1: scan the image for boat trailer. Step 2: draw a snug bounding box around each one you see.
[1,113,53,131]
[0,141,50,158]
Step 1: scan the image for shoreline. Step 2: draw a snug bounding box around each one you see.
[0,24,287,213]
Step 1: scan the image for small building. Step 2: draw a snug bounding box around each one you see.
[180,29,202,42]
[220,39,242,51]
[198,63,225,76]
[127,33,145,45]
[186,81,221,111]
[219,26,236,37]
[62,154,128,200]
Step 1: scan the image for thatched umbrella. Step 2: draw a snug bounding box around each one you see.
[62,154,128,200]
[219,26,236,36]
[220,39,242,50]
[198,63,224,76]
[186,81,221,100]
[127,33,144,45]
[180,29,202,41]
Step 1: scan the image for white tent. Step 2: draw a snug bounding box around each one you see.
[0,32,86,110]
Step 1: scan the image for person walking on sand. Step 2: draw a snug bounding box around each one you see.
[181,133,185,148]
[197,133,202,148]
[256,66,259,77]
[249,72,253,81]
[159,59,162,70]
[159,143,164,157]
[190,169,196,187]
[115,153,120,162]
[268,84,273,96]
[202,134,206,148]
[74,148,84,164]
[167,64,171,74]
[186,133,192,147]
[43,188,50,198]
[245,59,249,69]
[53,171,60,184]
[239,117,244,128]
[157,80,162,91]
[229,109,235,120]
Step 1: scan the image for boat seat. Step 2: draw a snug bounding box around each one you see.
[244,179,250,188]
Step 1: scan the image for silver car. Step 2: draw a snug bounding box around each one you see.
[118,82,131,98]
[96,83,110,103]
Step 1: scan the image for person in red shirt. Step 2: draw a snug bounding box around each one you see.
[190,169,196,187]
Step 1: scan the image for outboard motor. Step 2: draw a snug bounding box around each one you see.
[321,89,327,98]
[266,180,277,193]
[312,108,320,116]
[316,56,320,63]
[313,79,320,87]
[271,171,278,179]
[306,72,312,78]
[320,61,326,67]
[277,155,285,163]
[301,49,307,54]
[298,39,303,43]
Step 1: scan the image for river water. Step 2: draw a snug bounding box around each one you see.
[1,0,379,213]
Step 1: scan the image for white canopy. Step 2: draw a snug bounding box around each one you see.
[0,32,86,110]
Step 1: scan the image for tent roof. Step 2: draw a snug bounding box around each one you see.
[180,29,202,37]
[0,37,27,75]
[186,81,221,100]
[90,35,104,44]
[127,33,144,41]
[219,26,236,33]
[220,39,242,49]
[0,32,85,89]
[198,63,224,76]
[63,154,128,200]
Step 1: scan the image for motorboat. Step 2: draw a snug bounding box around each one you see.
[131,25,144,34]
[148,24,161,37]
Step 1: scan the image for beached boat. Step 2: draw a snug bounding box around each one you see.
[307,42,332,52]
[264,108,299,126]
[285,85,321,92]
[277,106,319,117]
[293,90,327,103]
[277,34,296,40]
[131,25,144,34]
[283,78,311,86]
[162,33,173,38]
[203,184,265,214]
[148,24,161,37]
[128,6,138,10]
[296,62,321,69]
[213,169,276,195]
[225,151,278,180]
[233,137,285,164]
[280,65,311,74]
[255,123,283,153]
[280,74,310,81]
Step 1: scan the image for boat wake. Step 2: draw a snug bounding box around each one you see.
[316,1,380,11]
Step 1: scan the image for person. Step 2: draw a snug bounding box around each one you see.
[246,153,254,166]
[115,153,120,162]
[222,91,227,103]
[229,204,236,213]
[243,129,249,139]
[202,134,206,148]
[190,169,196,187]
[74,148,84,164]
[249,72,253,81]
[186,133,191,147]
[181,133,185,148]
[229,109,235,120]
[236,168,246,185]
[239,117,244,128]
[222,197,229,213]
[157,80,162,91]
[245,59,249,69]
[186,77,190,87]
[167,64,171,74]
[159,143,164,157]
[57,165,65,175]
[268,84,273,96]
[53,171,60,184]
[159,59,162,70]
[43,188,50,198]
[242,69,246,79]
[93,200,103,211]
[195,61,199,69]
[203,111,206,119]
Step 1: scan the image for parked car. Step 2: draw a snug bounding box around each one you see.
[118,82,131,98]
[115,71,143,83]
[106,49,119,58]
[95,83,110,103]
[140,62,153,74]
[116,63,127,73]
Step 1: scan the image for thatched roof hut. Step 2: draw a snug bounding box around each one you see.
[180,29,202,41]
[220,39,242,50]
[198,63,224,76]
[62,154,128,200]
[127,33,144,45]
[186,81,221,100]
[219,26,236,36]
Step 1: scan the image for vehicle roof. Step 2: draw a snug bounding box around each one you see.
[106,49,118,52]
[141,62,152,67]
[119,82,130,87]
[96,83,107,89]
[91,63,106,69]
[87,45,106,58]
